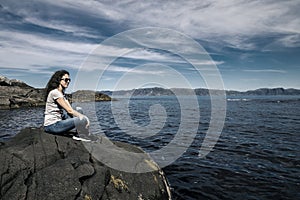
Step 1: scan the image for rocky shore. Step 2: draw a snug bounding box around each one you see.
[0,127,171,200]
[0,76,111,109]
[0,76,44,109]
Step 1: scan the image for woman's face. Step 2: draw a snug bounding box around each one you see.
[60,74,71,88]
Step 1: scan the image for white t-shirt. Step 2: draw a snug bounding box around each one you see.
[44,89,65,126]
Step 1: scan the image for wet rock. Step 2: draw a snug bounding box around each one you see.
[0,127,171,200]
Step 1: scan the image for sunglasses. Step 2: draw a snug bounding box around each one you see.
[61,78,71,82]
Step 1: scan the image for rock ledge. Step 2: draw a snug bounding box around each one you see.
[0,128,171,200]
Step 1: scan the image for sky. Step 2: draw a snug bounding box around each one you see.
[0,0,300,91]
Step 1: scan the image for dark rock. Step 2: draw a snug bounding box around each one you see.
[0,86,45,109]
[0,75,45,109]
[0,127,172,200]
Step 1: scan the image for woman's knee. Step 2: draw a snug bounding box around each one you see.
[74,117,87,127]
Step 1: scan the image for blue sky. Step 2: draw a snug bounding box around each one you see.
[0,0,299,91]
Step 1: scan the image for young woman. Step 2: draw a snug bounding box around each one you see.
[43,70,93,141]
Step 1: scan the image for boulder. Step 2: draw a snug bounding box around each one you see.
[0,127,172,200]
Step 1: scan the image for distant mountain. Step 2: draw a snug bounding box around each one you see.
[102,87,175,97]
[102,87,300,97]
[226,88,300,96]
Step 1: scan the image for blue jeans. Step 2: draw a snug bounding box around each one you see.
[44,109,88,135]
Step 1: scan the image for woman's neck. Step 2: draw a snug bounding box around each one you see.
[57,85,65,94]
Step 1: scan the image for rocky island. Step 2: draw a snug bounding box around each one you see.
[0,127,172,200]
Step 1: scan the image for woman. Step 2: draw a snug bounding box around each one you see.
[43,70,92,141]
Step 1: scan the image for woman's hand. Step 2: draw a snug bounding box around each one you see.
[84,115,90,128]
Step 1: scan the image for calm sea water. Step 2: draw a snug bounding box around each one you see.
[0,96,299,200]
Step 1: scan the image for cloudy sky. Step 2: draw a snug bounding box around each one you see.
[0,0,299,91]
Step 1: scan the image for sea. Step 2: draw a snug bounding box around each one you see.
[0,95,299,200]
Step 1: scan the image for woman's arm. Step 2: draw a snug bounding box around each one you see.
[56,97,90,127]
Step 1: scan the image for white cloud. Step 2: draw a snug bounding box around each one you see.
[0,31,97,71]
[0,30,97,54]
[0,29,220,73]
[105,0,300,49]
[1,0,299,90]
[105,65,166,75]
[275,34,300,48]
[243,69,287,73]
[191,60,224,66]
[23,17,99,39]
[46,0,125,21]
[123,49,174,61]
[3,0,299,50]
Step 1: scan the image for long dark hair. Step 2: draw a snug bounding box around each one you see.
[44,70,69,101]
